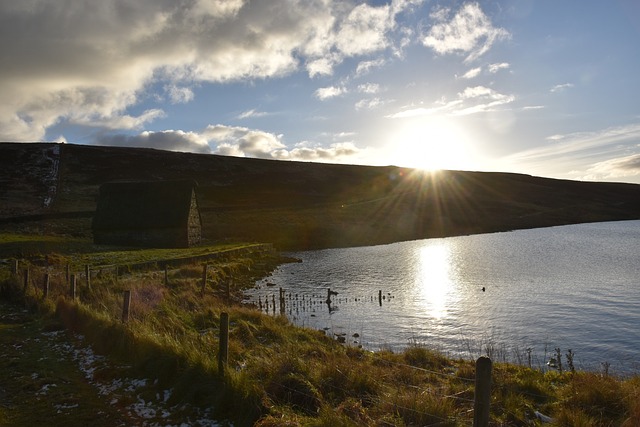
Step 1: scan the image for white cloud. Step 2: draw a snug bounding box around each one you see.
[550,83,575,93]
[237,109,269,119]
[165,85,195,104]
[97,130,211,153]
[356,58,387,76]
[315,86,347,100]
[335,3,394,56]
[277,142,361,162]
[204,124,363,162]
[358,83,381,94]
[355,97,385,110]
[488,62,510,73]
[387,86,514,118]
[585,153,640,180]
[460,67,482,79]
[0,0,419,141]
[422,2,509,63]
[205,124,286,158]
[506,123,640,177]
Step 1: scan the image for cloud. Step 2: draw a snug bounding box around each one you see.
[387,86,513,118]
[356,58,387,76]
[205,124,362,162]
[355,97,385,110]
[488,62,510,73]
[165,85,195,104]
[550,83,575,93]
[315,86,347,100]
[277,142,361,161]
[460,67,482,79]
[505,123,640,177]
[422,2,509,62]
[237,109,269,119]
[96,130,211,153]
[585,154,640,180]
[0,0,419,141]
[334,3,395,56]
[358,83,381,94]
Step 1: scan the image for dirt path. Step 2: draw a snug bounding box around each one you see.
[0,302,226,427]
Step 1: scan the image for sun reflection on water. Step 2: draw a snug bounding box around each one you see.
[416,243,456,319]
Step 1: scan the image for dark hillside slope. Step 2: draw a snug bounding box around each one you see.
[1,142,639,249]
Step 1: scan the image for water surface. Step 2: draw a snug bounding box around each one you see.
[245,220,640,373]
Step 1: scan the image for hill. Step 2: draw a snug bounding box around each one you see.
[1,142,640,250]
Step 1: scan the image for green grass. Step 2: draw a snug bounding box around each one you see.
[2,239,640,426]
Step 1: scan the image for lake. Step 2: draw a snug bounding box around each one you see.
[245,220,640,374]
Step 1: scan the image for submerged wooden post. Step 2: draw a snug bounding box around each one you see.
[218,312,229,376]
[122,290,131,322]
[473,356,492,427]
[378,290,382,306]
[69,274,77,300]
[85,265,91,290]
[43,274,50,299]
[279,288,285,314]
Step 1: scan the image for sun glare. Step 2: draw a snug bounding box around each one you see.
[416,243,457,319]
[386,117,476,171]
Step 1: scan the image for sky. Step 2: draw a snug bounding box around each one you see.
[2,0,640,183]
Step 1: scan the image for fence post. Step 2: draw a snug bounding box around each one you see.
[218,312,229,376]
[23,268,30,293]
[43,274,50,300]
[12,259,19,276]
[122,290,131,322]
[201,265,208,295]
[70,274,77,300]
[85,265,91,290]
[473,356,492,427]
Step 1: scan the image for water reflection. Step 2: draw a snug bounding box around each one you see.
[416,243,456,319]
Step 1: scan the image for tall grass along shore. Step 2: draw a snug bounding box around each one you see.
[1,236,639,426]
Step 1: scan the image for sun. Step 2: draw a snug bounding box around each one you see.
[385,117,476,171]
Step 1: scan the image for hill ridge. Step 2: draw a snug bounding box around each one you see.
[1,142,639,250]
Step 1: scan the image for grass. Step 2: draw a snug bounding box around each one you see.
[1,239,640,426]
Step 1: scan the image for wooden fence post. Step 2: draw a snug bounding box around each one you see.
[473,356,492,427]
[23,268,29,293]
[70,274,77,300]
[218,312,229,376]
[43,274,50,300]
[85,265,91,290]
[201,265,208,295]
[122,290,131,322]
[12,259,19,276]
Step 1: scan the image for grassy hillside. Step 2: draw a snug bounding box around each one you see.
[2,142,640,250]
